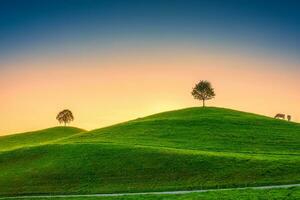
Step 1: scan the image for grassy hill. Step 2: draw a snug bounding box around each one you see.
[0,127,84,151]
[68,107,300,155]
[0,107,299,197]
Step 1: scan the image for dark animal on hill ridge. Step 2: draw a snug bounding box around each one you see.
[275,113,285,119]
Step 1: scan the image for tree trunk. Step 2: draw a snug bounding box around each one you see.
[202,99,205,107]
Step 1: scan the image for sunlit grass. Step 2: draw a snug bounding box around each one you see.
[0,107,299,196]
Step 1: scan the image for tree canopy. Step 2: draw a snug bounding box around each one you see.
[56,109,74,126]
[191,80,215,107]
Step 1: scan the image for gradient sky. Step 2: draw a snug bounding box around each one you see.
[1,0,300,135]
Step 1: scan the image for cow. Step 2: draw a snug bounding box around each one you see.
[287,115,292,121]
[275,113,285,119]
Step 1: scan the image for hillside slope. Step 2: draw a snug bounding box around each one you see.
[67,107,300,155]
[0,127,85,151]
[0,143,299,196]
[0,107,299,196]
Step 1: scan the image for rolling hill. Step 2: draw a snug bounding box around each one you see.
[0,107,299,197]
[0,127,85,152]
[67,107,300,154]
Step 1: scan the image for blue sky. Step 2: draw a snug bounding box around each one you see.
[1,0,300,60]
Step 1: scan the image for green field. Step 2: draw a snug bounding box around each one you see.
[0,107,299,197]
[0,127,84,151]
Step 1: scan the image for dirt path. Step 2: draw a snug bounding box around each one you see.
[1,183,299,199]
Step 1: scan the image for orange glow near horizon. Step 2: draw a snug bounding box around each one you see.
[1,46,299,135]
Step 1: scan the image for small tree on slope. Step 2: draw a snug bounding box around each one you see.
[191,80,215,107]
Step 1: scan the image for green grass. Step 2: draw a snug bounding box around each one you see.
[0,127,84,151]
[68,107,300,155]
[1,143,299,196]
[0,107,299,197]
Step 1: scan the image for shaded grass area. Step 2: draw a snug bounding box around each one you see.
[2,187,300,200]
[0,143,299,196]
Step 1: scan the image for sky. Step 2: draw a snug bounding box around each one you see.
[0,0,300,135]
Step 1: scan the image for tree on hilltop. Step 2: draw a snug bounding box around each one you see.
[191,80,215,107]
[56,109,74,126]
